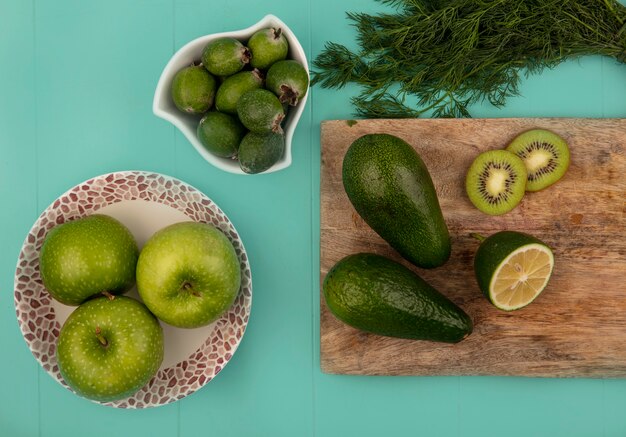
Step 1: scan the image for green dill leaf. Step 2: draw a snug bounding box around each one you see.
[312,0,626,118]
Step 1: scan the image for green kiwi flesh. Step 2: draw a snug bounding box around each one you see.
[465,150,528,215]
[506,129,570,192]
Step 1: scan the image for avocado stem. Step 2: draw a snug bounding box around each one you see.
[470,233,486,242]
[95,327,108,347]
[101,291,115,301]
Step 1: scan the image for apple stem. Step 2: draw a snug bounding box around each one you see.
[470,232,486,243]
[182,282,201,297]
[95,327,108,347]
[102,291,115,301]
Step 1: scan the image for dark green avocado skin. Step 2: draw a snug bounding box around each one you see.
[323,253,473,343]
[342,134,451,269]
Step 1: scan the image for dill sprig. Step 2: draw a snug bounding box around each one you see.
[312,0,626,118]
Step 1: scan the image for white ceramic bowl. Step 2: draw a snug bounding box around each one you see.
[153,14,309,175]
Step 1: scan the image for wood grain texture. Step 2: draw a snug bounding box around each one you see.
[320,118,626,377]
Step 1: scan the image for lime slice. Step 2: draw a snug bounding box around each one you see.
[473,231,554,311]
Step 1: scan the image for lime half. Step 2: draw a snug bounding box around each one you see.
[473,231,554,311]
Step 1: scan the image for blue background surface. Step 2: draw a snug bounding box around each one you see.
[1,1,625,436]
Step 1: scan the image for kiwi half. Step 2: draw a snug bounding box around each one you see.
[466,150,528,215]
[506,129,570,192]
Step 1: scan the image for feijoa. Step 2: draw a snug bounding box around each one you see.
[238,131,285,174]
[171,65,217,114]
[201,37,250,76]
[248,28,288,70]
[197,112,246,158]
[237,89,285,133]
[215,69,264,115]
[281,102,289,125]
[266,60,309,106]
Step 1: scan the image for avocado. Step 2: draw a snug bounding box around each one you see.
[342,134,451,269]
[323,253,472,343]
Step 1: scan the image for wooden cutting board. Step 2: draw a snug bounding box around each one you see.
[320,118,626,377]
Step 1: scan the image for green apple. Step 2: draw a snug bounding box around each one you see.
[39,214,139,305]
[56,295,164,402]
[136,221,241,328]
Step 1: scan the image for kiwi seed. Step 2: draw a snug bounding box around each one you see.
[505,129,570,192]
[465,149,528,215]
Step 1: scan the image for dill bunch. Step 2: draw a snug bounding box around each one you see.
[311,0,626,118]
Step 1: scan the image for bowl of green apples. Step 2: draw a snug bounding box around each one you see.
[14,171,252,408]
[153,14,310,175]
